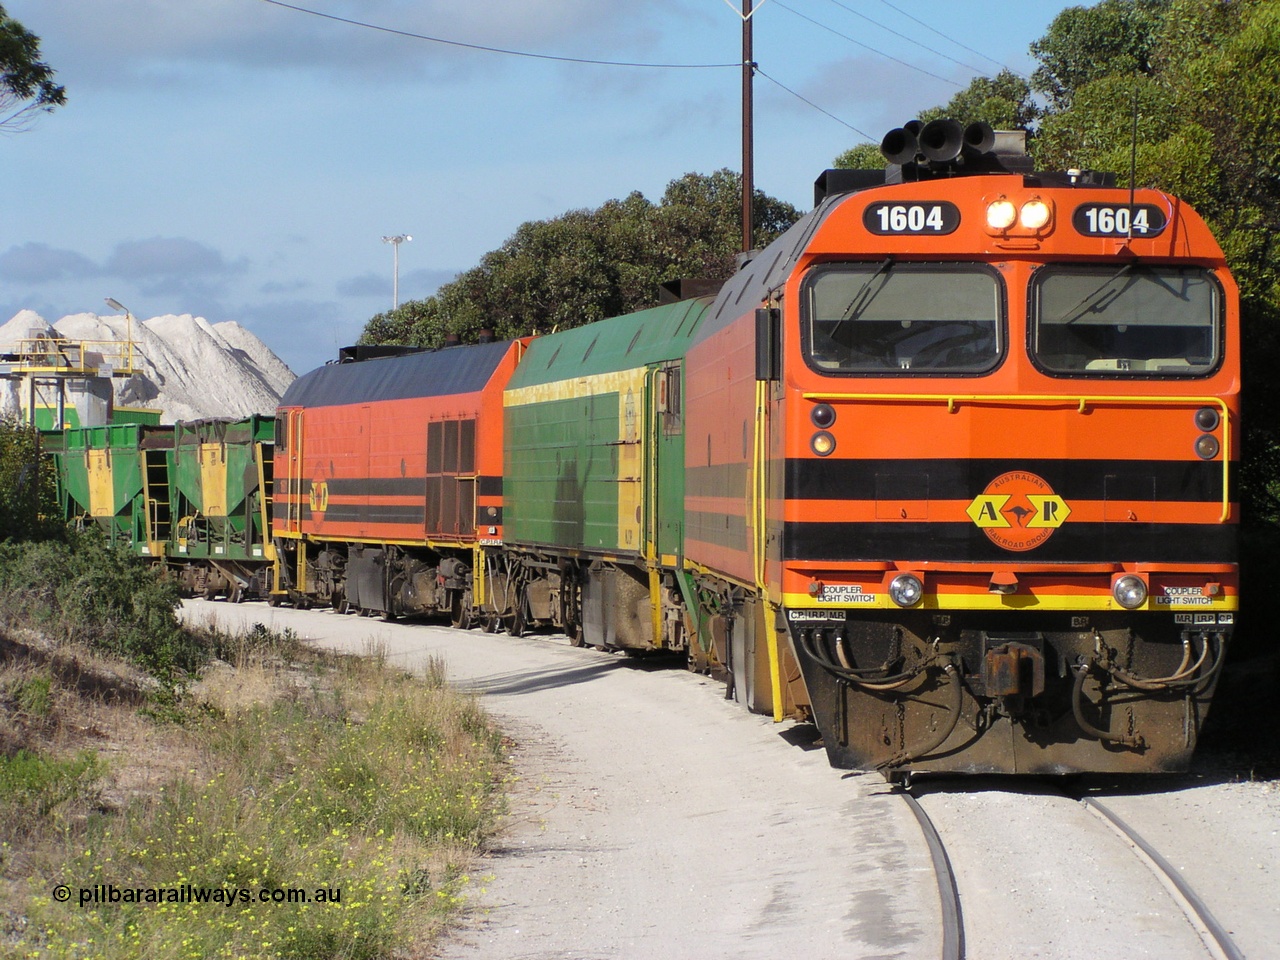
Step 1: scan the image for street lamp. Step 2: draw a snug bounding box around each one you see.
[381,234,412,310]
[104,297,135,372]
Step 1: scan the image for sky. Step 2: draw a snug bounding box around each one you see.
[1,0,1076,377]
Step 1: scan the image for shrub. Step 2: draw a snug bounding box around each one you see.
[0,531,202,682]
[0,417,60,543]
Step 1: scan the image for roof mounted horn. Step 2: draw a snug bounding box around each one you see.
[880,118,1031,181]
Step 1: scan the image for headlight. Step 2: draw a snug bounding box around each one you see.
[889,573,924,608]
[811,431,836,457]
[986,200,1016,230]
[1112,574,1148,609]
[1019,199,1052,230]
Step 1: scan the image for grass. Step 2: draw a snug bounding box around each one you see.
[0,622,508,960]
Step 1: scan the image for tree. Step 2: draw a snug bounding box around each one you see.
[922,70,1040,131]
[833,71,1038,169]
[0,4,64,129]
[833,142,885,171]
[359,171,801,348]
[0,417,57,542]
[1028,0,1280,562]
[1029,0,1170,111]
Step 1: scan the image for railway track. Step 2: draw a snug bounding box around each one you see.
[899,780,1249,960]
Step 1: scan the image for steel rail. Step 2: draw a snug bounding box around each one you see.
[899,789,964,960]
[1078,795,1245,960]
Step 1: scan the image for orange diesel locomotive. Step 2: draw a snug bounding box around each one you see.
[684,121,1237,775]
[271,338,525,625]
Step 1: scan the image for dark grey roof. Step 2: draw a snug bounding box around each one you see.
[279,339,514,409]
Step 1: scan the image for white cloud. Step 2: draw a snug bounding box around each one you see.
[0,242,98,283]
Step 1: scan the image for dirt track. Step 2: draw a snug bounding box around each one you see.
[182,602,1280,960]
[183,601,938,959]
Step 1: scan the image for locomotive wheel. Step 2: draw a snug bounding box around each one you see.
[450,593,471,632]
[503,607,526,639]
[267,593,282,608]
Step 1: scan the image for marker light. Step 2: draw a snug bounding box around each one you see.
[1195,434,1221,460]
[811,403,836,429]
[1019,199,1052,230]
[811,431,836,456]
[1112,574,1148,609]
[1195,407,1221,431]
[889,573,924,608]
[986,200,1017,230]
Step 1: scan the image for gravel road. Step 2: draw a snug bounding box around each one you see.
[182,601,1280,960]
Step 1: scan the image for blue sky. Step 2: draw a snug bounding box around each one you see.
[1,0,1073,376]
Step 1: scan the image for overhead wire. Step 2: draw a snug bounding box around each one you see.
[258,0,989,145]
[869,0,1019,76]
[258,0,879,140]
[755,68,875,140]
[256,0,739,69]
[773,1,962,88]
[818,0,990,75]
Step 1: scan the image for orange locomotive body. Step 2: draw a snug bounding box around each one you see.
[684,122,1238,775]
[271,339,524,623]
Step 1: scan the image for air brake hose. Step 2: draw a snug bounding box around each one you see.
[875,662,963,770]
[1103,632,1224,693]
[799,628,921,686]
[1071,663,1145,749]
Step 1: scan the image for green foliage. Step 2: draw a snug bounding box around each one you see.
[1030,0,1170,111]
[0,531,200,682]
[198,620,306,667]
[0,2,65,128]
[920,70,1041,131]
[10,673,53,717]
[359,170,801,347]
[0,748,103,820]
[11,650,506,960]
[0,418,59,542]
[832,141,885,170]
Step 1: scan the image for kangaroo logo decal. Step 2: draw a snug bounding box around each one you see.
[966,471,1070,552]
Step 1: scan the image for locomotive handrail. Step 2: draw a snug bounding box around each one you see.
[801,392,1233,522]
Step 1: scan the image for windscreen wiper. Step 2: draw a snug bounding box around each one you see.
[829,256,894,342]
[1055,261,1143,325]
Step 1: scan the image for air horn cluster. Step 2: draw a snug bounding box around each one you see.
[880,118,997,172]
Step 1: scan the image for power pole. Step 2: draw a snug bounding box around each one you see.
[741,0,754,254]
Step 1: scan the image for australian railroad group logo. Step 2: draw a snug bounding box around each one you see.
[965,471,1070,552]
[308,479,329,519]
